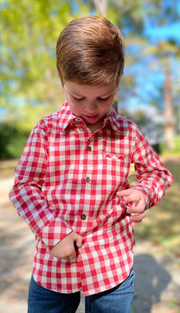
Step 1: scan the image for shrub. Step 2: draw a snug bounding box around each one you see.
[0,122,30,159]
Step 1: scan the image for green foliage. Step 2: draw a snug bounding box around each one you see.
[160,136,180,155]
[1,0,179,148]
[0,122,30,159]
[0,0,88,109]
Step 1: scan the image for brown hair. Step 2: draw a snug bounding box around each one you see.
[56,15,125,86]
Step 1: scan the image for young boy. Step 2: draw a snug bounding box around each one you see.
[9,15,173,313]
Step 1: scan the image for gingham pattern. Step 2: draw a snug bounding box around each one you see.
[9,102,173,296]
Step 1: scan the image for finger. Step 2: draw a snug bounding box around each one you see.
[130,212,146,223]
[126,202,145,214]
[68,253,76,260]
[117,189,132,197]
[117,190,141,203]
[74,234,83,248]
[64,251,76,261]
[121,194,140,203]
[75,240,83,248]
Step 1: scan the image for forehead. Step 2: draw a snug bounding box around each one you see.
[64,81,117,97]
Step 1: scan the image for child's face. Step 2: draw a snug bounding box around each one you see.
[63,81,117,129]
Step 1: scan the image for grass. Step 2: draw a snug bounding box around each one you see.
[128,156,180,257]
[168,298,180,313]
[168,298,180,308]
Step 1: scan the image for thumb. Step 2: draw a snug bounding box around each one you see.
[74,233,83,248]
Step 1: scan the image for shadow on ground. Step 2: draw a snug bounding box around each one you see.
[133,254,171,313]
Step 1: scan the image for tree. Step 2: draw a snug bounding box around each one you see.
[91,0,179,150]
[164,52,175,150]
[143,0,180,150]
[90,0,108,16]
[88,0,144,32]
[0,0,88,127]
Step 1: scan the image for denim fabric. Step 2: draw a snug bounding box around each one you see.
[28,276,80,313]
[28,270,134,313]
[85,269,135,313]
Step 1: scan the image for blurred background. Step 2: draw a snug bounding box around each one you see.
[0,0,180,157]
[0,0,180,312]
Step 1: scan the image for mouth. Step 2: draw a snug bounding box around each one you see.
[84,114,99,120]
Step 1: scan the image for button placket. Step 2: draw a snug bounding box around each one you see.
[87,145,92,152]
[75,119,81,125]
[85,176,90,183]
[83,174,91,221]
[82,138,93,223]
[80,213,86,221]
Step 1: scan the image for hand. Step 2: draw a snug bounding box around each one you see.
[49,231,83,260]
[117,188,146,223]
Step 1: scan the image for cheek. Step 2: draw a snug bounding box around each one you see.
[67,98,82,115]
[100,101,113,114]
[66,94,71,103]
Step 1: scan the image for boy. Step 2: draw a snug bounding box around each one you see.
[9,16,173,313]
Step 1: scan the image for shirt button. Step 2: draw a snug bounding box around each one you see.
[76,119,81,125]
[87,145,92,152]
[85,176,90,182]
[80,214,86,221]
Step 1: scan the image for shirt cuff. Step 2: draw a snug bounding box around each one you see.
[39,219,73,251]
[131,184,153,209]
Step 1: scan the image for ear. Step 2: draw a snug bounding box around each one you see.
[63,82,67,91]
[61,81,64,88]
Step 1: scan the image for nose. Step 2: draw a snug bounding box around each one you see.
[85,101,98,114]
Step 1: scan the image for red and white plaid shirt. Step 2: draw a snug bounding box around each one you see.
[9,102,172,296]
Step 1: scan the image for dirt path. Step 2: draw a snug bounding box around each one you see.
[0,167,180,313]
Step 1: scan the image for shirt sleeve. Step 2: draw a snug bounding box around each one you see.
[9,120,72,251]
[131,125,173,208]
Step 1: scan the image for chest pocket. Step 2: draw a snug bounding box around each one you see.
[104,152,131,161]
[93,151,132,186]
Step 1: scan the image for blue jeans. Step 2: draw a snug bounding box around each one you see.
[28,270,134,313]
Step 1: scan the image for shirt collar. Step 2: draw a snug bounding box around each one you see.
[58,101,122,134]
[58,101,79,133]
[105,107,122,134]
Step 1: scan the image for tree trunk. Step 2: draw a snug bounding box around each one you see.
[164,58,174,150]
[91,0,108,16]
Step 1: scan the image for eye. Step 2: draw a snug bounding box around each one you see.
[97,96,110,102]
[72,96,84,102]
